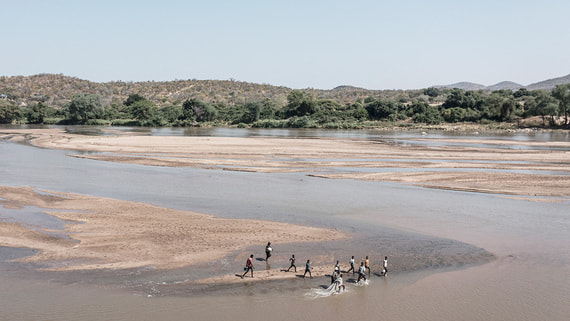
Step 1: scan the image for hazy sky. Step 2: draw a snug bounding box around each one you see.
[2,0,569,89]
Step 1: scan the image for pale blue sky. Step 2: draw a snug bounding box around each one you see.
[2,0,568,89]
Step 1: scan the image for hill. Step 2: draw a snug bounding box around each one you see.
[435,82,486,91]
[486,81,524,91]
[437,73,570,91]
[0,74,290,108]
[526,74,570,90]
[0,74,417,108]
[1,73,569,109]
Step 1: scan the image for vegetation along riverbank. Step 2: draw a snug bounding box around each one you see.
[1,74,569,129]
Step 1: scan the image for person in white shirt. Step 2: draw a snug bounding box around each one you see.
[333,273,345,292]
[357,261,367,282]
[265,242,272,261]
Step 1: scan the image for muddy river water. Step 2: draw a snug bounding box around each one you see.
[1,127,568,321]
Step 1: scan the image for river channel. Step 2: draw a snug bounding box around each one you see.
[0,126,568,321]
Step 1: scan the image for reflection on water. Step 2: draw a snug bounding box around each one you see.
[3,123,569,141]
[58,125,570,152]
[0,205,69,230]
[0,126,569,321]
[53,124,570,141]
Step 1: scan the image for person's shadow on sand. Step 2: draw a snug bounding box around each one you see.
[236,273,255,278]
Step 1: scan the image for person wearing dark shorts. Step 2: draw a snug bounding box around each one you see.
[357,261,367,283]
[286,254,296,272]
[241,254,254,278]
[265,242,272,261]
[303,259,312,278]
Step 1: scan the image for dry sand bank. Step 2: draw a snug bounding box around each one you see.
[2,128,569,199]
[0,186,347,272]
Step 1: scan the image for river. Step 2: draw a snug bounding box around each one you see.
[0,126,568,321]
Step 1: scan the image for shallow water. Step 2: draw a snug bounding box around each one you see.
[0,127,568,321]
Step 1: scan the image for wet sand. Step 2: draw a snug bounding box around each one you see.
[0,185,347,272]
[2,128,569,199]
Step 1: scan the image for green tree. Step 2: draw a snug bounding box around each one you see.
[240,101,261,123]
[350,102,368,120]
[551,84,570,125]
[500,98,517,121]
[285,91,317,117]
[25,102,52,124]
[442,89,466,109]
[410,101,443,124]
[442,107,466,123]
[130,100,158,124]
[215,102,242,124]
[513,88,530,98]
[0,101,19,124]
[104,103,130,120]
[259,98,279,119]
[182,98,218,122]
[317,99,342,111]
[423,87,440,97]
[364,99,400,120]
[479,93,503,120]
[463,108,481,122]
[527,91,559,126]
[124,94,146,106]
[160,105,183,124]
[442,89,484,111]
[410,101,429,115]
[65,93,105,124]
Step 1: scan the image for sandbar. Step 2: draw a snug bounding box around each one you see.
[2,128,569,199]
[0,185,347,273]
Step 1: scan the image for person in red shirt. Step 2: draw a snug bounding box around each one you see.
[241,254,254,278]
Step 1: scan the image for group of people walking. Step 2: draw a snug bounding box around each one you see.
[285,254,314,279]
[241,242,389,284]
[332,255,388,286]
[241,242,273,278]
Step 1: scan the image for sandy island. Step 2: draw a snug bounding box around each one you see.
[0,185,347,277]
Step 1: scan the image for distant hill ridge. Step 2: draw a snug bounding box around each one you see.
[0,74,402,108]
[436,73,570,91]
[1,73,569,108]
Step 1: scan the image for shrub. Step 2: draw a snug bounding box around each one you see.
[286,116,317,128]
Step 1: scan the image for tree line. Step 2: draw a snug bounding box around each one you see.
[1,85,569,128]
